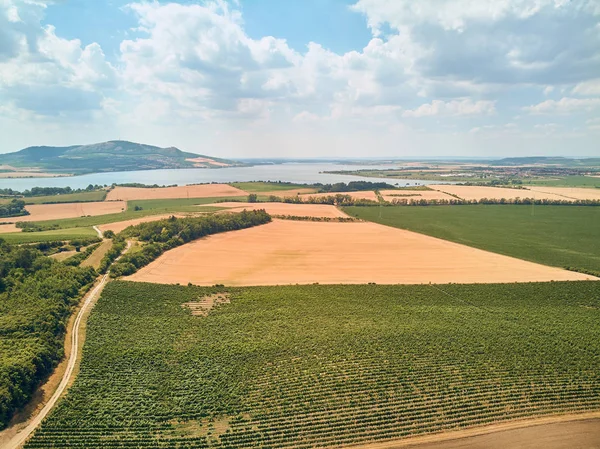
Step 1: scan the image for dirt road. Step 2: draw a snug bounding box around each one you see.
[2,241,131,449]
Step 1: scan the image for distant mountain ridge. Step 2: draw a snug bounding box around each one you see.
[0,140,240,175]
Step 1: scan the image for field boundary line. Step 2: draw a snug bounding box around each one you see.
[341,411,600,449]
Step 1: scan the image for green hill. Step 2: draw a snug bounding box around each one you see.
[0,140,240,175]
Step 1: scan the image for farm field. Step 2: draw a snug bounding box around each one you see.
[380,189,455,202]
[229,181,316,194]
[428,185,567,201]
[525,186,600,201]
[98,213,187,234]
[299,190,379,201]
[106,184,246,201]
[0,201,127,231]
[343,205,600,274]
[23,281,600,448]
[23,190,107,204]
[127,220,591,286]
[80,239,113,269]
[522,175,600,188]
[216,202,349,218]
[0,227,98,243]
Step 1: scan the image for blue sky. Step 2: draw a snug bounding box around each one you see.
[1,0,599,158]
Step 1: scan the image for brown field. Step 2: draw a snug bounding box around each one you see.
[0,223,19,233]
[380,189,455,202]
[7,201,127,223]
[215,202,349,218]
[526,186,600,201]
[127,220,592,286]
[81,240,113,269]
[97,213,188,234]
[429,185,568,201]
[299,190,379,201]
[105,184,245,201]
[349,415,600,449]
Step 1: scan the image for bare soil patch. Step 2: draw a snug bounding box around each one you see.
[106,184,245,201]
[127,220,592,286]
[429,185,568,201]
[216,202,349,218]
[380,189,455,202]
[49,250,78,261]
[299,191,379,201]
[526,186,600,201]
[346,414,600,449]
[182,293,230,316]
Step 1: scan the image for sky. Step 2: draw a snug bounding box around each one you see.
[0,0,599,159]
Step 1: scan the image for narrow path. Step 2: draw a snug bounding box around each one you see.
[2,241,131,449]
[92,225,102,238]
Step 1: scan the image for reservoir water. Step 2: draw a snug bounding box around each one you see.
[0,163,437,190]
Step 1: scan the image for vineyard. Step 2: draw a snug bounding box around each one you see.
[24,281,600,448]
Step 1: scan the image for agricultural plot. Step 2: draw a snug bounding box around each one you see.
[428,185,567,201]
[0,202,127,232]
[106,184,246,201]
[24,281,600,448]
[525,186,600,201]
[0,227,98,244]
[343,205,600,274]
[215,202,349,218]
[23,190,107,204]
[127,220,590,286]
[379,189,455,202]
[299,190,379,202]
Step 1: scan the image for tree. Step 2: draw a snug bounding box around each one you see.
[248,193,258,203]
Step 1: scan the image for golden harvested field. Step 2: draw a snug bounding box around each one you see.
[105,184,245,201]
[0,202,127,229]
[380,189,455,202]
[526,186,600,201]
[97,214,187,234]
[127,220,592,286]
[299,190,379,201]
[0,224,18,233]
[429,185,567,201]
[215,202,349,218]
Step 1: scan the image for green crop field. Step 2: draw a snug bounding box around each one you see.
[344,205,600,274]
[0,226,98,243]
[522,175,600,188]
[230,181,315,192]
[25,281,600,448]
[24,190,108,204]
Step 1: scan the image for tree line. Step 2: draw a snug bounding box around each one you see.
[0,199,28,218]
[0,239,96,429]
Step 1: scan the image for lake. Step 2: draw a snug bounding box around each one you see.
[0,163,437,190]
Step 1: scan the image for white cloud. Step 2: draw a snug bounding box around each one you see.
[402,99,495,117]
[573,79,600,96]
[524,97,600,114]
[0,1,116,116]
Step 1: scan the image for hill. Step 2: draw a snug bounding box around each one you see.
[490,156,600,167]
[0,140,240,175]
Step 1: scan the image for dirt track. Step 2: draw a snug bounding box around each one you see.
[1,274,109,449]
[127,220,592,286]
[106,184,245,201]
[345,414,600,449]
